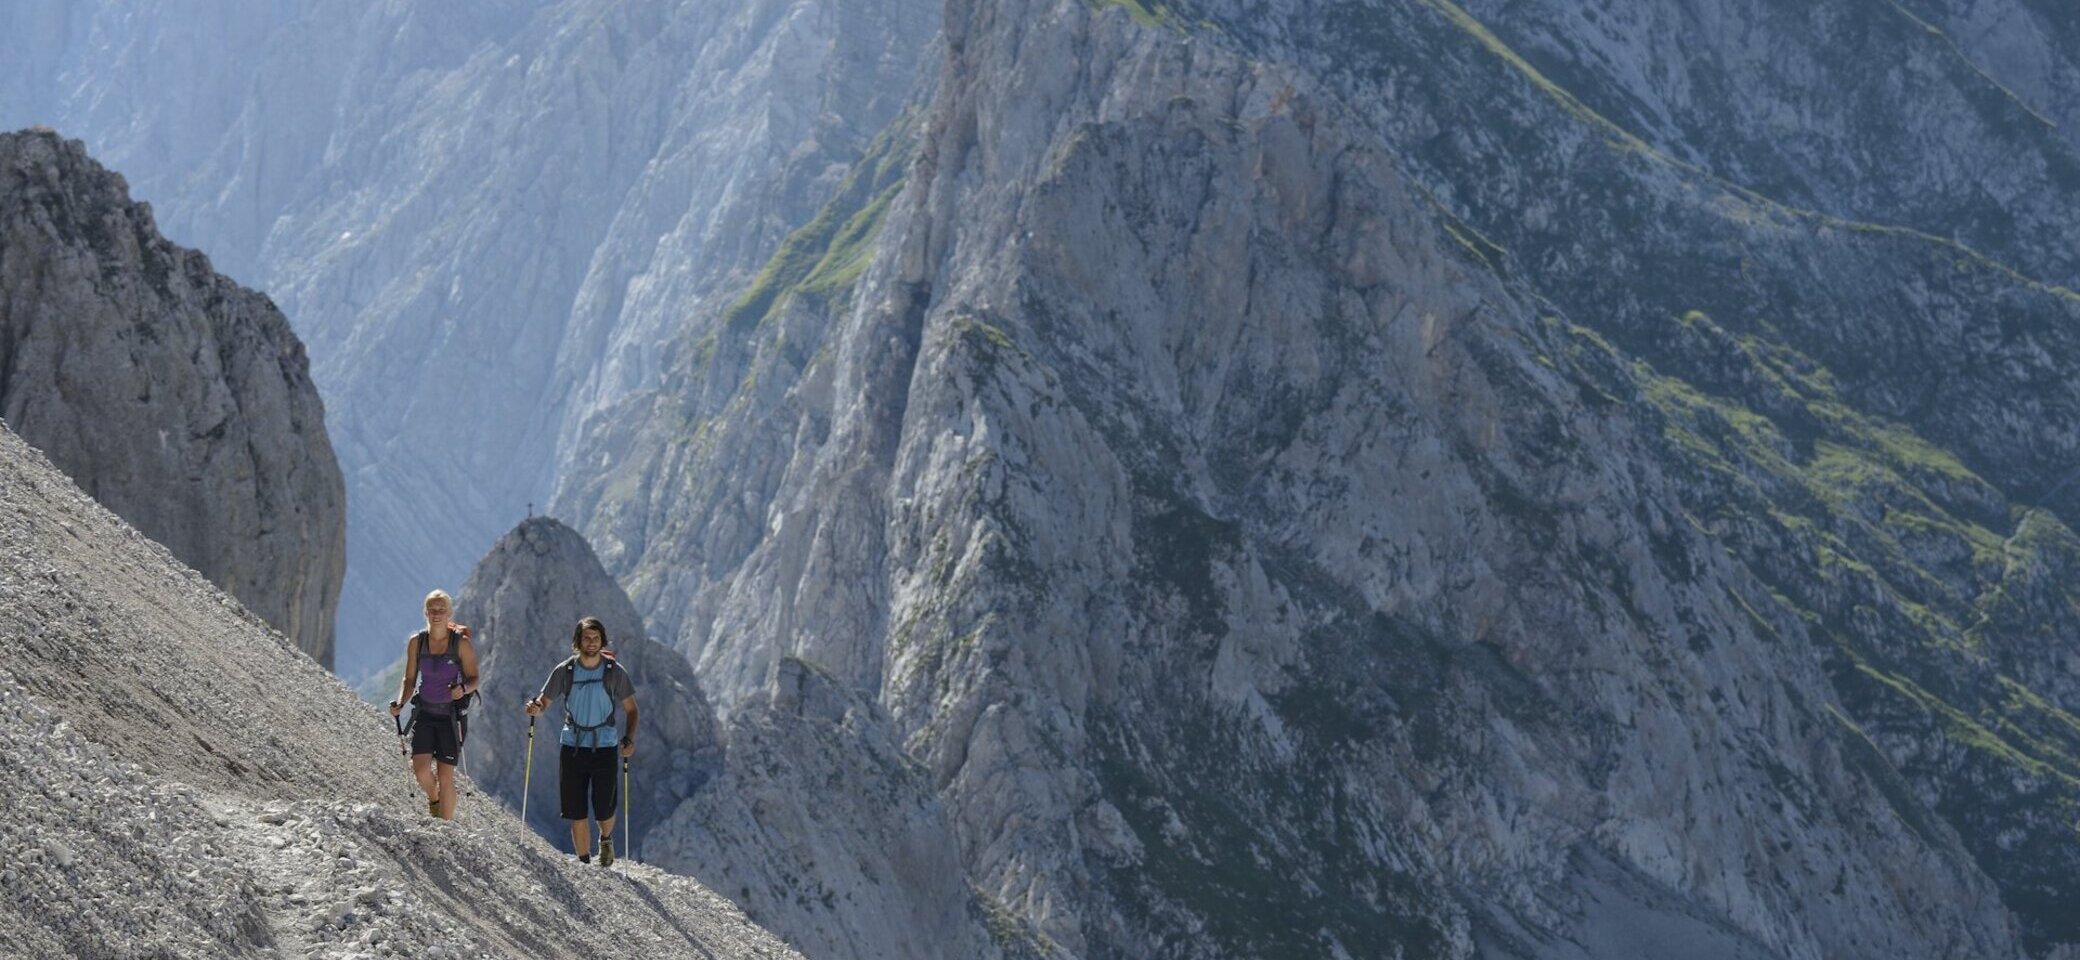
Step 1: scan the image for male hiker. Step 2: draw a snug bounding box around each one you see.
[524,616,638,865]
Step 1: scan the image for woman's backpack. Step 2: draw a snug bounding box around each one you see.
[409,624,478,715]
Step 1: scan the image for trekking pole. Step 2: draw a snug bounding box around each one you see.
[394,711,415,802]
[450,678,476,801]
[521,715,537,825]
[453,710,475,800]
[622,755,632,864]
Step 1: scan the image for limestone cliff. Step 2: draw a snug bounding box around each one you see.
[565,0,2080,956]
[0,129,344,667]
[656,655,1059,960]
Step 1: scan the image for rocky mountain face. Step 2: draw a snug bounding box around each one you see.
[0,422,796,959]
[656,654,1055,960]
[459,517,1037,960]
[456,516,723,842]
[560,0,2080,957]
[1239,0,2080,952]
[0,0,941,680]
[0,129,344,667]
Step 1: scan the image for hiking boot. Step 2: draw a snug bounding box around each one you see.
[427,798,440,817]
[598,836,615,867]
[578,853,591,864]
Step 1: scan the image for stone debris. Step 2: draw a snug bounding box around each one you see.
[0,425,801,960]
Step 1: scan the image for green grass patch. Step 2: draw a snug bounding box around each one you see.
[722,113,916,332]
[800,180,905,298]
[1441,218,1506,272]
[950,314,1021,354]
[2000,676,2080,743]
[1416,0,1654,154]
[1845,649,2075,785]
[1633,331,2033,662]
[1090,0,1177,28]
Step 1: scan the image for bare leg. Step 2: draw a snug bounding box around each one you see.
[436,762,458,820]
[598,814,616,840]
[411,754,438,801]
[569,819,590,857]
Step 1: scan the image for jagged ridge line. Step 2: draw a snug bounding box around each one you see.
[1087,0,1186,31]
[1880,0,2060,131]
[1415,0,2080,306]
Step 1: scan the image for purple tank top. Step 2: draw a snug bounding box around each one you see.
[416,634,463,710]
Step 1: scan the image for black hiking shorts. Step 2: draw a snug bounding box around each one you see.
[560,745,619,821]
[410,710,463,765]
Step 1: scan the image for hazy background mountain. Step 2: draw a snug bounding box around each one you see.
[0,0,939,680]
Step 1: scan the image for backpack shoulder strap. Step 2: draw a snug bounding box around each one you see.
[404,632,425,705]
[416,628,465,664]
[561,656,619,737]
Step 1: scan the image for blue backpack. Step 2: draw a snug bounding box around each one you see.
[562,652,622,746]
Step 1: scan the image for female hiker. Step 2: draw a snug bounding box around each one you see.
[524,616,639,865]
[388,589,481,819]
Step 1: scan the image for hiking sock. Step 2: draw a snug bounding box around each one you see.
[428,797,440,817]
[578,853,591,864]
[599,835,615,867]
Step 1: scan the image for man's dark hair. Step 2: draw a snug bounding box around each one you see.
[570,616,609,651]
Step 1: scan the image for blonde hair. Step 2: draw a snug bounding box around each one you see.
[423,589,453,610]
